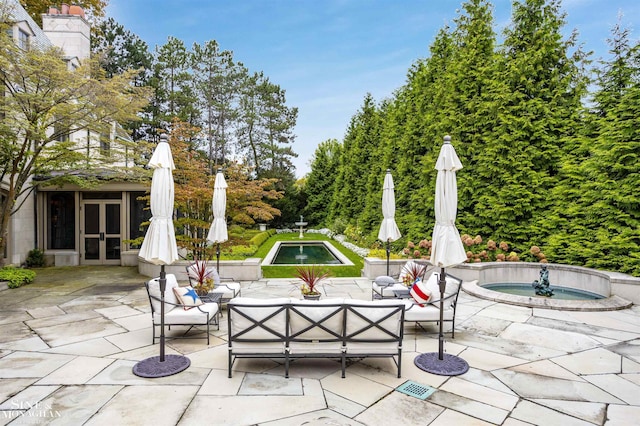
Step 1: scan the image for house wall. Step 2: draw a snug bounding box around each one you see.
[8,183,36,265]
[2,2,142,267]
[42,6,90,62]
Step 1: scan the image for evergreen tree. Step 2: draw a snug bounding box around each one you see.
[574,23,640,274]
[155,37,199,129]
[91,17,154,142]
[303,139,342,227]
[475,0,587,247]
[192,40,245,169]
[330,94,381,233]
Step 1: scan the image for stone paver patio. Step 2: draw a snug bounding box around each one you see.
[1,266,639,425]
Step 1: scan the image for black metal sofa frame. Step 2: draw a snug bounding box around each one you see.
[227,298,405,379]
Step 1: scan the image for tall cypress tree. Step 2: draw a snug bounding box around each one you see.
[330,94,381,230]
[475,0,587,247]
[575,23,640,274]
[303,139,342,227]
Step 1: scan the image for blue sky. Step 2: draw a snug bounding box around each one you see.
[107,0,639,177]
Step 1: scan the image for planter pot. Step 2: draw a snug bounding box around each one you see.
[303,293,321,301]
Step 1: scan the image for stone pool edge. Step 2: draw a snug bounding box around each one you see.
[462,280,633,311]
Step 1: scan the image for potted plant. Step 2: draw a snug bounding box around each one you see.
[187,259,215,296]
[295,265,331,300]
[401,262,427,287]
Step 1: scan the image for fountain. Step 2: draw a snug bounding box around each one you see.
[295,244,308,264]
[532,264,554,297]
[456,262,635,311]
[294,215,308,239]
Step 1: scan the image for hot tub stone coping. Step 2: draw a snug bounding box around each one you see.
[462,280,633,311]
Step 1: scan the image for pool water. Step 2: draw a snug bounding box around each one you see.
[270,243,343,265]
[483,283,604,300]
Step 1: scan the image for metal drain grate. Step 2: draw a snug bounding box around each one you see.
[395,381,436,400]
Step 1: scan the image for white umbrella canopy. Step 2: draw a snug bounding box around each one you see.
[377,169,401,277]
[415,135,469,375]
[134,134,189,376]
[377,169,402,243]
[207,169,228,244]
[429,136,466,268]
[138,135,179,266]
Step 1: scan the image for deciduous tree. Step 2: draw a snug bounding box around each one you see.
[0,21,149,263]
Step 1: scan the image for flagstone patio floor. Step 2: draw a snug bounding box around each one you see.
[1,266,639,425]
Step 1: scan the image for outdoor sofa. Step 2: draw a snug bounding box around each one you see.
[145,274,219,345]
[227,297,405,378]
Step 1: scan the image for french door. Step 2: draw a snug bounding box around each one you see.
[81,201,121,265]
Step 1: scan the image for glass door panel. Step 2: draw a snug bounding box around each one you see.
[82,201,121,265]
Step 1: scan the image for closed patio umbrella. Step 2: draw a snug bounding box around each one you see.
[415,135,469,376]
[377,169,401,276]
[207,169,228,271]
[134,133,189,378]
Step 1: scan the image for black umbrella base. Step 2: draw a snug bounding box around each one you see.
[414,352,469,376]
[133,354,190,378]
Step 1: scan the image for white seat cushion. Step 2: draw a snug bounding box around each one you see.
[148,274,180,313]
[154,301,218,325]
[403,300,454,322]
[210,281,241,299]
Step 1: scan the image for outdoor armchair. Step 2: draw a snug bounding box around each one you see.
[402,272,463,338]
[372,260,433,300]
[145,274,219,345]
[186,262,241,303]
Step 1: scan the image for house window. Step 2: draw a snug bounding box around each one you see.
[129,192,150,248]
[100,134,111,156]
[54,121,70,142]
[18,29,29,50]
[47,192,75,249]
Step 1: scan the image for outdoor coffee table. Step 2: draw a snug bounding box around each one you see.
[200,292,223,320]
[393,288,412,299]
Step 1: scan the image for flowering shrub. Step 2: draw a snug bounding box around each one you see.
[398,234,547,264]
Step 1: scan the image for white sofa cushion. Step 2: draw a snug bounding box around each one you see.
[228,297,289,342]
[344,300,404,340]
[289,298,344,339]
[148,274,179,313]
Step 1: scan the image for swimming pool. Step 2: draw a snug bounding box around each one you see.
[261,241,354,266]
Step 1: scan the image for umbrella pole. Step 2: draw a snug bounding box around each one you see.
[386,240,390,276]
[438,267,446,360]
[132,263,191,377]
[412,266,469,376]
[159,265,166,362]
[216,243,220,272]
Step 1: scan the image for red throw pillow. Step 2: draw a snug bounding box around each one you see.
[409,278,432,306]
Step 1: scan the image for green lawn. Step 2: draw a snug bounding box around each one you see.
[256,233,364,278]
